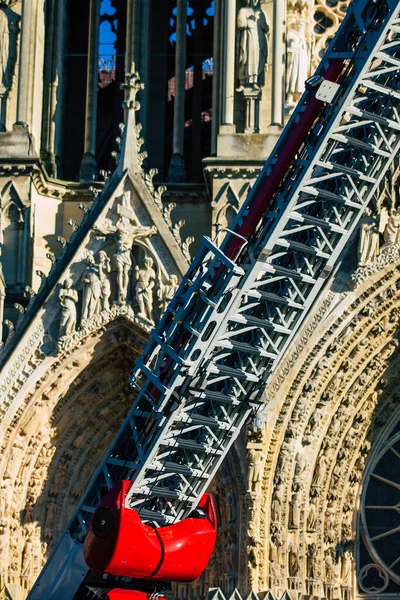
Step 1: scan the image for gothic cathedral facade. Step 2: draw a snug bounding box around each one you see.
[1,2,400,600]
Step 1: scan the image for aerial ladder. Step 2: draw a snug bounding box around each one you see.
[27,0,400,597]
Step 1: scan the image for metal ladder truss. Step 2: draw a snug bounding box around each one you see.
[27,1,400,597]
[67,0,400,534]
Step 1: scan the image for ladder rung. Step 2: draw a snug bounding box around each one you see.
[210,362,259,382]
[236,313,292,334]
[164,437,224,454]
[362,78,400,101]
[247,289,304,310]
[151,461,208,478]
[316,159,376,183]
[140,486,193,502]
[190,388,241,405]
[182,413,227,428]
[346,105,396,128]
[331,132,391,157]
[136,509,169,524]
[265,264,316,284]
[219,338,278,359]
[275,238,331,259]
[289,211,347,234]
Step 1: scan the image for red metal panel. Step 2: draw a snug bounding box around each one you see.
[84,481,217,582]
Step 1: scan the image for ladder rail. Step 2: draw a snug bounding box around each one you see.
[27,1,400,598]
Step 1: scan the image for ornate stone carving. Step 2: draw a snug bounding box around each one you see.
[286,19,308,105]
[358,208,380,266]
[59,278,78,337]
[158,274,179,313]
[134,256,156,323]
[81,250,101,321]
[236,0,270,92]
[98,250,111,312]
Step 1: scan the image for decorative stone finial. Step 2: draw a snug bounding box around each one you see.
[120,63,145,111]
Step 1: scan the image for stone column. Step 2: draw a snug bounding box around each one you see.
[138,0,151,143]
[16,0,34,126]
[79,0,100,182]
[41,0,67,177]
[126,0,137,72]
[220,0,236,133]
[168,0,187,182]
[211,0,222,155]
[270,0,286,128]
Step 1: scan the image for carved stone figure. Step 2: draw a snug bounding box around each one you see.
[113,226,156,304]
[237,0,270,91]
[158,273,179,313]
[271,484,283,522]
[135,256,156,321]
[312,452,327,487]
[383,208,400,246]
[44,502,57,540]
[115,230,134,304]
[307,501,318,531]
[0,7,19,94]
[289,492,300,529]
[307,543,317,579]
[98,250,111,311]
[59,278,78,336]
[325,548,336,581]
[341,549,353,587]
[81,252,101,320]
[288,541,300,577]
[21,533,34,579]
[286,20,308,105]
[247,448,263,492]
[358,208,380,265]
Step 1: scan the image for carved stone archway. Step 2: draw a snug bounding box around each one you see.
[0,317,147,599]
[244,258,400,599]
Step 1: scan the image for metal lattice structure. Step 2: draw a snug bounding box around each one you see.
[29,1,400,598]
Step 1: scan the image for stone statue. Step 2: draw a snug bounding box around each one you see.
[0,7,18,94]
[81,252,101,320]
[237,0,270,91]
[158,273,179,313]
[44,502,57,540]
[135,256,156,322]
[247,448,262,492]
[358,208,380,265]
[114,226,157,304]
[115,230,134,304]
[271,484,283,522]
[307,543,317,579]
[307,500,317,531]
[288,541,300,577]
[341,549,353,587]
[312,452,327,487]
[289,492,300,529]
[98,250,111,311]
[325,548,336,581]
[383,208,400,246]
[286,20,308,105]
[21,533,34,579]
[59,278,78,337]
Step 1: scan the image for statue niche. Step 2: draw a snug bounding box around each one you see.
[237,0,270,92]
[236,0,270,134]
[0,4,20,129]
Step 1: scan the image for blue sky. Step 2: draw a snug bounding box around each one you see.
[99,0,215,63]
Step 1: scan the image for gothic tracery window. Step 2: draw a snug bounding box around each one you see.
[312,0,350,67]
[359,418,400,596]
